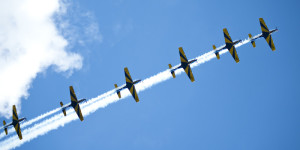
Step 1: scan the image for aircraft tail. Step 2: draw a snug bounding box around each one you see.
[168,64,176,78]
[213,45,220,59]
[3,120,7,135]
[114,84,121,98]
[248,34,256,48]
[60,102,66,116]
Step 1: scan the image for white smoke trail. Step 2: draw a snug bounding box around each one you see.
[0,37,251,150]
[0,108,61,140]
[0,91,126,150]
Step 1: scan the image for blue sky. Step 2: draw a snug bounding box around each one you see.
[1,0,300,149]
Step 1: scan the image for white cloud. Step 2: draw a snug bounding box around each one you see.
[0,0,83,118]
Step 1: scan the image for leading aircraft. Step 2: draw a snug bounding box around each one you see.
[114,67,141,102]
[60,86,86,121]
[168,47,196,82]
[212,28,242,63]
[248,18,278,51]
[2,105,26,140]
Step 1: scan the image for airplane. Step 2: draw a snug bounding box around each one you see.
[248,18,278,51]
[2,105,26,140]
[114,67,141,102]
[212,28,242,63]
[60,86,86,121]
[168,47,196,82]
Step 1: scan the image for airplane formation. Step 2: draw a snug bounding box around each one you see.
[0,18,278,140]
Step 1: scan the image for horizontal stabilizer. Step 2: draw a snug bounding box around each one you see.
[248,34,256,48]
[213,45,220,59]
[215,52,220,59]
[4,128,7,135]
[213,45,216,50]
[3,121,7,135]
[114,84,121,98]
[60,102,66,116]
[168,64,176,78]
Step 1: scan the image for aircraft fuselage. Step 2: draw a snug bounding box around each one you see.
[180,59,196,70]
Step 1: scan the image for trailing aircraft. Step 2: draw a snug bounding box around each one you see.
[248,18,278,51]
[213,28,242,63]
[114,67,141,102]
[60,86,86,121]
[2,105,26,140]
[168,47,196,82]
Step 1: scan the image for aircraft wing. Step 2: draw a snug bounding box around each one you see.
[12,105,19,121]
[70,86,78,103]
[69,86,84,121]
[223,28,240,63]
[13,122,23,140]
[265,34,275,51]
[129,85,139,102]
[12,105,22,140]
[179,47,195,82]
[259,18,275,51]
[74,104,84,121]
[125,67,139,102]
[184,65,194,82]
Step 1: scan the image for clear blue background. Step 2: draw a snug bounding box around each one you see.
[4,0,300,149]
